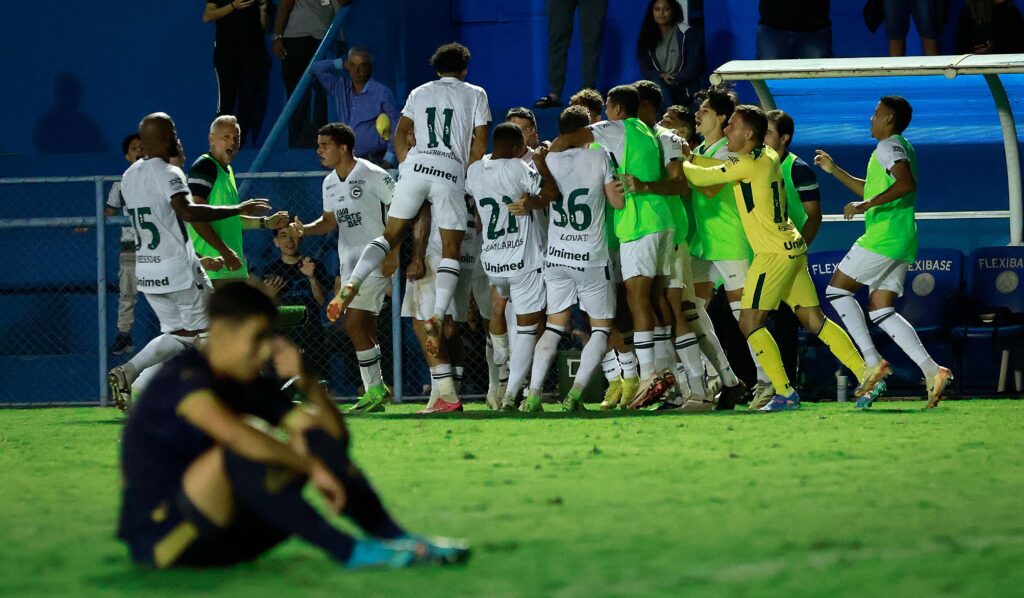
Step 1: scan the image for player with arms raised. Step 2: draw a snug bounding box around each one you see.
[336,42,490,357]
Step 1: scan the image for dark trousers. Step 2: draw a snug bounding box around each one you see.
[547,0,608,97]
[282,36,329,148]
[756,25,833,60]
[214,44,270,146]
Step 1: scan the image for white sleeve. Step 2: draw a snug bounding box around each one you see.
[875,138,908,171]
[712,146,734,161]
[106,181,122,209]
[400,87,417,120]
[521,162,542,196]
[660,132,684,165]
[474,88,492,128]
[164,165,189,201]
[377,171,395,206]
[588,121,626,160]
[599,151,615,185]
[321,178,331,213]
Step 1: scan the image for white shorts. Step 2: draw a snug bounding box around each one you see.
[144,284,211,333]
[692,258,749,292]
[620,231,673,280]
[400,256,474,323]
[545,264,616,320]
[388,175,468,231]
[609,251,624,283]
[471,266,494,321]
[351,275,389,315]
[838,244,908,296]
[489,269,546,316]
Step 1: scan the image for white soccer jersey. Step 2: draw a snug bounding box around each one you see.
[322,158,394,279]
[543,148,614,269]
[119,158,208,294]
[466,158,544,279]
[588,120,627,165]
[400,77,491,190]
[655,126,685,165]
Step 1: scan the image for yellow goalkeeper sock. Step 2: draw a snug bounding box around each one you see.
[746,327,794,396]
[817,318,867,377]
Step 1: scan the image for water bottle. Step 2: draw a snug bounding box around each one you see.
[836,373,849,403]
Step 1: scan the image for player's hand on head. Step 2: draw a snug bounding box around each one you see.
[266,211,290,229]
[310,461,347,514]
[813,150,834,174]
[239,198,272,216]
[289,216,305,237]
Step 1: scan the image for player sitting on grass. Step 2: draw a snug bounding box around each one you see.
[681,106,889,411]
[513,106,624,412]
[117,282,469,569]
[814,96,953,409]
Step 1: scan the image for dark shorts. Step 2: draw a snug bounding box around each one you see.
[123,488,289,568]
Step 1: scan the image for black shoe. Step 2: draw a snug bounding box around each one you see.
[110,332,134,355]
[534,95,562,109]
[716,381,748,411]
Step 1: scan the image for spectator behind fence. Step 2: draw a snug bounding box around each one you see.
[955,0,1024,54]
[311,48,400,168]
[757,0,833,59]
[637,0,704,110]
[262,227,332,377]
[882,0,944,56]
[272,0,351,148]
[535,0,609,109]
[203,0,271,146]
[106,134,146,356]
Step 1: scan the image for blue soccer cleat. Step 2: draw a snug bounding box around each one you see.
[344,539,419,570]
[758,391,801,412]
[393,534,472,565]
[855,379,888,409]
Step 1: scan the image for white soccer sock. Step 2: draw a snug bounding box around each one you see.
[454,365,465,393]
[505,324,539,401]
[349,237,391,285]
[672,363,691,404]
[870,307,940,377]
[617,348,639,380]
[601,350,620,382]
[529,325,564,392]
[686,301,738,387]
[356,346,383,390]
[674,333,707,399]
[827,286,882,366]
[486,337,500,391]
[126,333,193,384]
[731,300,769,382]
[574,327,610,391]
[430,364,457,401]
[653,325,674,372]
[634,329,656,379]
[490,332,510,366]
[432,258,461,321]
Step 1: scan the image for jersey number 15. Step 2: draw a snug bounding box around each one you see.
[126,207,160,251]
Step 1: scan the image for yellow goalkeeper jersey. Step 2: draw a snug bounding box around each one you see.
[682,145,805,258]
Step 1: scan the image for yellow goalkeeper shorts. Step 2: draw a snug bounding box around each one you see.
[741,252,819,311]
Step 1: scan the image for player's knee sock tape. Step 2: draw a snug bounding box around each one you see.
[355,347,383,390]
[430,364,456,398]
[222,449,355,563]
[674,333,707,397]
[126,333,193,383]
[617,348,639,379]
[633,330,656,379]
[454,365,465,392]
[349,237,390,285]
[653,326,673,372]
[870,307,939,377]
[432,258,461,320]
[684,304,736,387]
[601,350,620,382]
[485,338,500,389]
[817,319,868,380]
[303,429,404,540]
[746,327,794,396]
[529,325,565,392]
[575,327,610,390]
[490,333,510,366]
[505,324,539,400]
[826,285,881,366]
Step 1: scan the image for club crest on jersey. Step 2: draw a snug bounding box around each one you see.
[350,186,363,199]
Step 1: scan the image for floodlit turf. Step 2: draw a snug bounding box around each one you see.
[2,400,1024,597]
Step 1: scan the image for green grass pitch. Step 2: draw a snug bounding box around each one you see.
[2,400,1024,597]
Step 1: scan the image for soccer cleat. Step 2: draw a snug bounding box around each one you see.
[521,392,544,413]
[327,281,360,322]
[747,381,776,412]
[423,316,443,357]
[344,539,419,570]
[600,378,622,410]
[627,375,673,410]
[108,366,132,413]
[706,375,723,400]
[855,379,887,409]
[716,380,748,411]
[854,360,891,399]
[759,391,801,412]
[485,387,502,411]
[618,377,640,409]
[393,535,472,566]
[417,397,463,414]
[110,332,134,356]
[677,397,715,412]
[926,367,954,409]
[348,383,392,413]
[561,389,586,412]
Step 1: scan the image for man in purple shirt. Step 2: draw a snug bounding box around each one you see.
[311,47,400,167]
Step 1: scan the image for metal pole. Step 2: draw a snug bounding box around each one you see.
[96,178,109,407]
[984,74,1023,246]
[751,79,777,111]
[391,269,403,403]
